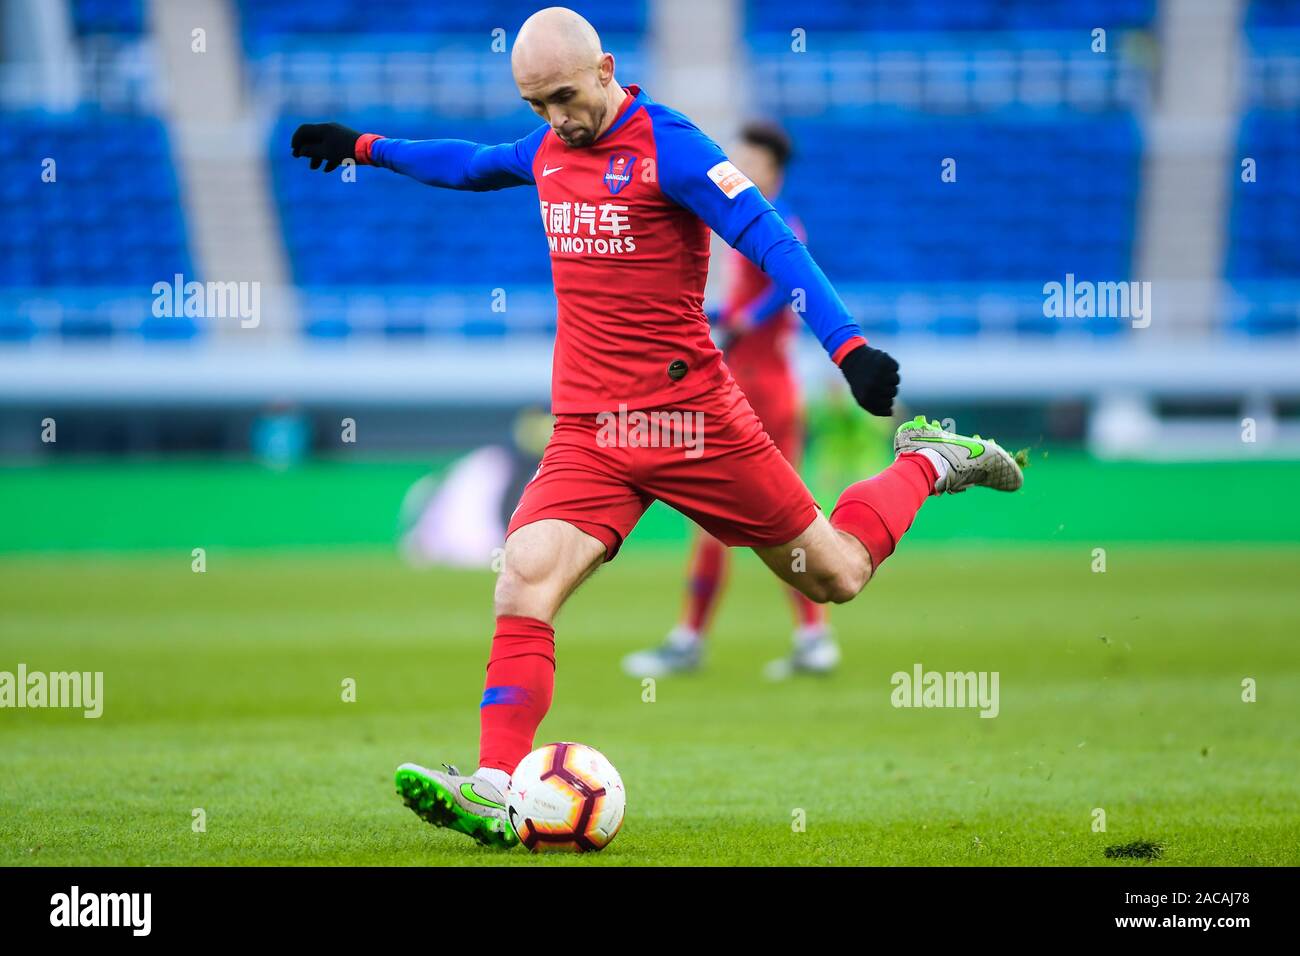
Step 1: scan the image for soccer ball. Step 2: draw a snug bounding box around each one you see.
[506,742,625,853]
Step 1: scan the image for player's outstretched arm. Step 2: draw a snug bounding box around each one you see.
[722,213,807,339]
[290,121,550,191]
[647,107,899,416]
[740,216,900,416]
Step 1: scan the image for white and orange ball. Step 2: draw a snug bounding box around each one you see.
[506,742,625,853]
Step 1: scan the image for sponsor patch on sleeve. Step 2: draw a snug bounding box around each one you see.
[706,160,755,200]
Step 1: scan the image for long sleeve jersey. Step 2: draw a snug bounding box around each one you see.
[364,84,865,412]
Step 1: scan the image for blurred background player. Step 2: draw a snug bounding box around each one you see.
[622,120,839,681]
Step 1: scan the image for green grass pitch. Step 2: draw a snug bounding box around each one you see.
[2,541,1297,866]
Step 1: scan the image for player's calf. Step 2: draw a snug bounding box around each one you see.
[753,516,873,605]
[803,557,870,604]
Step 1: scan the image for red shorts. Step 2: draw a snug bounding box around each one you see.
[507,380,818,560]
[730,362,802,466]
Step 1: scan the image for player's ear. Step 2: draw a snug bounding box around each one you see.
[598,52,615,85]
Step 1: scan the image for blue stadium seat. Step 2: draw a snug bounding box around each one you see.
[237,0,646,39]
[1,111,197,339]
[270,115,555,337]
[1229,109,1300,282]
[745,0,1155,34]
[69,0,144,35]
[780,114,1141,286]
[1226,108,1300,334]
[1248,0,1300,28]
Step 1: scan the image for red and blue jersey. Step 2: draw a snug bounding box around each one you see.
[365,85,864,413]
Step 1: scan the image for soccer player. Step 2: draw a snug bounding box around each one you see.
[291,6,1023,849]
[621,120,839,681]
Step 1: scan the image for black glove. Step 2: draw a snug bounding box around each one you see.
[291,122,362,172]
[838,344,900,417]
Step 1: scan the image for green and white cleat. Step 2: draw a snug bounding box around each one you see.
[894,416,1023,494]
[394,762,518,849]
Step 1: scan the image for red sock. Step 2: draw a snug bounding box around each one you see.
[681,535,728,635]
[789,588,827,631]
[829,454,936,570]
[478,615,555,775]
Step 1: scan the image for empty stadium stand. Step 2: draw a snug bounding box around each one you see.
[0,111,196,340]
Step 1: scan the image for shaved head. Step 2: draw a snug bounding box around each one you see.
[512,7,626,148]
[512,6,602,82]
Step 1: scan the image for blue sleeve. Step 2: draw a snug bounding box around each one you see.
[744,281,792,328]
[733,212,861,355]
[648,105,862,358]
[649,106,773,245]
[369,123,549,191]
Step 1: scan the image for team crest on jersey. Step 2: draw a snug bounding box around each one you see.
[603,153,637,194]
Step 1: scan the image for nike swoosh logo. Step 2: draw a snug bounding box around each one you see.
[542,165,563,177]
[910,435,985,458]
[460,782,505,810]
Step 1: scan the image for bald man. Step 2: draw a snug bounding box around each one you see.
[292,6,1023,850]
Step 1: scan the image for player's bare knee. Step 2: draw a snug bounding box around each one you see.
[493,569,555,621]
[493,552,558,620]
[802,581,834,605]
[824,575,859,604]
[797,574,841,605]
[821,563,868,604]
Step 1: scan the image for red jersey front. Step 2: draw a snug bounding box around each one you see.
[528,86,775,413]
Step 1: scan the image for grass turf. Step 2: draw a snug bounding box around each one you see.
[2,542,1297,866]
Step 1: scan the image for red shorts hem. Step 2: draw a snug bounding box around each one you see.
[713,500,820,549]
